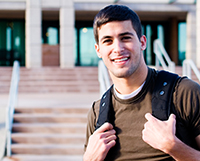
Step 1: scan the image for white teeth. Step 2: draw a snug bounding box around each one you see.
[114,57,128,62]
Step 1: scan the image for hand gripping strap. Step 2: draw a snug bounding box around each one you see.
[151,70,181,120]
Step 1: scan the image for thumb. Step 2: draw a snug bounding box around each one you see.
[168,114,176,134]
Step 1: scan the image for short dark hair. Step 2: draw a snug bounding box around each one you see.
[93,5,142,44]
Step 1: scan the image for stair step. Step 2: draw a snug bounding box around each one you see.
[12,123,86,134]
[0,67,99,93]
[8,154,83,161]
[13,113,87,123]
[11,144,84,155]
[14,107,89,114]
[18,80,98,85]
[18,75,98,80]
[11,133,85,144]
[17,86,99,93]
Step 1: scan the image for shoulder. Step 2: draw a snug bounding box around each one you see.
[84,99,101,150]
[91,99,101,125]
[173,77,200,119]
[173,77,200,137]
[87,99,100,126]
[85,99,101,141]
[175,77,200,96]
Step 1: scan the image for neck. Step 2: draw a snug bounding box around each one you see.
[111,65,148,95]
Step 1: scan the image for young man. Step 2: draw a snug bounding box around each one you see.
[83,4,200,161]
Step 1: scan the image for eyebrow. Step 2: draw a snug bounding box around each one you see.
[100,32,134,42]
[100,36,112,43]
[119,32,134,37]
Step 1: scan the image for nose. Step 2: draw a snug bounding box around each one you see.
[113,40,124,53]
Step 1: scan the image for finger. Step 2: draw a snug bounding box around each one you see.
[104,133,117,144]
[145,113,154,121]
[168,113,176,121]
[168,114,176,125]
[168,114,176,132]
[94,122,113,134]
[103,129,116,138]
[106,139,116,150]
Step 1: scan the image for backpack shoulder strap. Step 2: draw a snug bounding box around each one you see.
[95,85,114,131]
[152,70,181,120]
[95,70,182,130]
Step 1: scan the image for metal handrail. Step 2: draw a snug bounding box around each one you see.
[153,39,175,73]
[182,59,200,82]
[98,60,111,96]
[5,61,20,157]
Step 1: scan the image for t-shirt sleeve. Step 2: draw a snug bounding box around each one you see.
[84,100,100,151]
[174,78,200,138]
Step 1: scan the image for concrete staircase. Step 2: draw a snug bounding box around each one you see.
[1,67,100,161]
[0,66,199,94]
[0,67,99,93]
[1,66,200,161]
[10,107,88,161]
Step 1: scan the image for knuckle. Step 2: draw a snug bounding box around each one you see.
[97,133,103,140]
[101,143,108,153]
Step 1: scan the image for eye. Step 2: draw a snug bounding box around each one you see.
[102,39,112,44]
[121,36,132,41]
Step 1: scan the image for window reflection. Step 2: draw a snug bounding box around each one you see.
[178,22,186,65]
[79,27,99,66]
[47,27,58,45]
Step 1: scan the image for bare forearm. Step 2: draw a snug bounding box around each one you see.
[167,137,200,161]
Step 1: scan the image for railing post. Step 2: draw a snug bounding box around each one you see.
[5,60,20,157]
[187,62,191,79]
[183,59,200,82]
[169,62,175,73]
[182,60,186,76]
[153,39,175,73]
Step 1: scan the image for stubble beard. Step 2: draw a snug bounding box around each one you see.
[110,52,142,79]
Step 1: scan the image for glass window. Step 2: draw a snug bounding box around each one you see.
[74,28,78,65]
[178,22,186,65]
[6,27,12,51]
[157,25,164,45]
[47,27,58,45]
[79,27,99,66]
[42,21,59,45]
[0,21,25,66]
[146,25,152,65]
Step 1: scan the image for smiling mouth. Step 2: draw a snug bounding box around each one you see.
[112,57,130,63]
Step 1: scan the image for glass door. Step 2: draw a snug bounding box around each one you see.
[75,21,99,66]
[142,22,167,66]
[0,20,25,66]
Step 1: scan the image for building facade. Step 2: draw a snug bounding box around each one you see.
[0,0,199,68]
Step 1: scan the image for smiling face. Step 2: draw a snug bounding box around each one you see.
[95,20,147,80]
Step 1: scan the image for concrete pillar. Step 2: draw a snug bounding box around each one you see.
[25,0,42,68]
[197,0,200,68]
[186,10,196,64]
[59,0,74,68]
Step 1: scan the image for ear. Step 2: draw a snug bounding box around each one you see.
[95,44,102,58]
[140,35,147,51]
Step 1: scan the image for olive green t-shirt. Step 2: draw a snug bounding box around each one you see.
[85,68,200,160]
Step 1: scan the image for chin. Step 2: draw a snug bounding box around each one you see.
[113,70,133,78]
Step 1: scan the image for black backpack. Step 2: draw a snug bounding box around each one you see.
[95,70,182,130]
